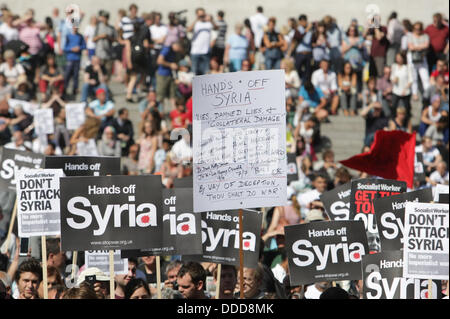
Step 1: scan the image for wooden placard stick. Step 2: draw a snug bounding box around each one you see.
[3,198,18,252]
[71,251,78,283]
[215,263,222,299]
[109,250,114,299]
[41,235,48,299]
[156,256,162,299]
[239,209,244,299]
[428,279,432,299]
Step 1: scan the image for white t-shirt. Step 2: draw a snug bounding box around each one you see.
[83,24,96,50]
[429,170,449,185]
[390,63,414,96]
[311,69,338,96]
[0,62,25,84]
[297,189,321,217]
[172,138,192,164]
[271,264,287,284]
[304,284,323,299]
[190,21,213,55]
[0,23,19,42]
[250,13,268,49]
[415,145,441,165]
[150,24,168,50]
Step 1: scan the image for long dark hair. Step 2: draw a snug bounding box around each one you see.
[340,61,355,77]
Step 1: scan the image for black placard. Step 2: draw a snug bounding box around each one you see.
[45,155,121,176]
[320,182,351,220]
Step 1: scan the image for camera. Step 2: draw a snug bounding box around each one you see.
[85,275,97,288]
[174,10,187,28]
[172,280,179,290]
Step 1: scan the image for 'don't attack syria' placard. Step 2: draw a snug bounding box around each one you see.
[285,220,369,286]
[350,178,406,236]
[85,250,128,275]
[362,251,442,299]
[16,168,65,237]
[373,188,433,252]
[59,175,163,251]
[121,188,202,258]
[183,210,262,268]
[403,202,449,280]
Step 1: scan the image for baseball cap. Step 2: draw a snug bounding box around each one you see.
[96,88,106,96]
[305,209,326,223]
[76,267,110,286]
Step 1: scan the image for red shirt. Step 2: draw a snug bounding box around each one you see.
[369,26,389,57]
[430,70,449,84]
[186,97,193,122]
[425,24,449,53]
[170,109,189,129]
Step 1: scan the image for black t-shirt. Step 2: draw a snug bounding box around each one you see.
[84,64,107,87]
[138,262,168,284]
[365,111,389,136]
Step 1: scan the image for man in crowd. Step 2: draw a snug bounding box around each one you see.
[93,10,116,80]
[63,24,86,97]
[311,59,339,115]
[177,261,208,299]
[241,264,266,299]
[112,107,134,156]
[361,101,389,146]
[250,6,268,70]
[163,260,183,290]
[80,55,108,103]
[297,173,328,217]
[213,265,237,299]
[86,87,115,133]
[15,258,41,299]
[187,8,216,75]
[45,238,66,276]
[425,13,449,73]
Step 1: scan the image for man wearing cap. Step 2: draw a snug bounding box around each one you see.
[86,87,115,133]
[80,55,108,103]
[76,267,110,299]
[93,10,116,81]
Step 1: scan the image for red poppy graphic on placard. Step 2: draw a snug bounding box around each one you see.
[181,224,190,232]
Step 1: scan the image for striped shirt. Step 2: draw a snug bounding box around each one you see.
[119,16,143,40]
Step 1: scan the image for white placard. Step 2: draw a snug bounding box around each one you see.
[65,103,86,130]
[34,108,54,135]
[77,139,99,156]
[193,70,287,212]
[403,202,449,280]
[8,98,39,116]
[433,184,449,202]
[16,168,65,237]
[85,250,128,275]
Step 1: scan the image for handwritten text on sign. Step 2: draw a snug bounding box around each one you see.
[193,70,287,212]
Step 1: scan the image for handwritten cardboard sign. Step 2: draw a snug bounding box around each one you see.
[192,70,287,212]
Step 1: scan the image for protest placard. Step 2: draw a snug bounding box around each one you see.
[121,188,202,258]
[85,250,128,275]
[65,103,86,130]
[76,139,99,156]
[433,184,449,202]
[362,251,442,299]
[192,70,287,212]
[439,193,449,204]
[414,152,426,183]
[373,188,433,251]
[0,148,45,191]
[8,98,39,116]
[320,182,351,220]
[287,153,298,185]
[350,179,406,236]
[33,108,54,135]
[173,176,193,188]
[59,175,163,251]
[16,168,64,237]
[285,220,368,285]
[403,202,449,280]
[183,210,262,268]
[45,156,121,176]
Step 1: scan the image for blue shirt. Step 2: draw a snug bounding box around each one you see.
[296,26,312,53]
[227,34,248,60]
[89,99,114,117]
[157,46,176,77]
[64,32,86,61]
[299,85,324,108]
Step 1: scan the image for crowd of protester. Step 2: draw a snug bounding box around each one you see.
[0,3,449,299]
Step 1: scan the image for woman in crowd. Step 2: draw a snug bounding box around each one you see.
[338,61,357,116]
[97,125,121,157]
[243,18,256,67]
[209,57,223,74]
[419,94,445,136]
[388,105,413,133]
[281,58,301,99]
[224,23,249,72]
[137,120,158,174]
[125,279,151,299]
[69,116,101,155]
[263,17,286,70]
[341,24,364,93]
[311,22,329,71]
[39,53,64,100]
[0,50,26,86]
[407,22,430,101]
[390,52,413,116]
